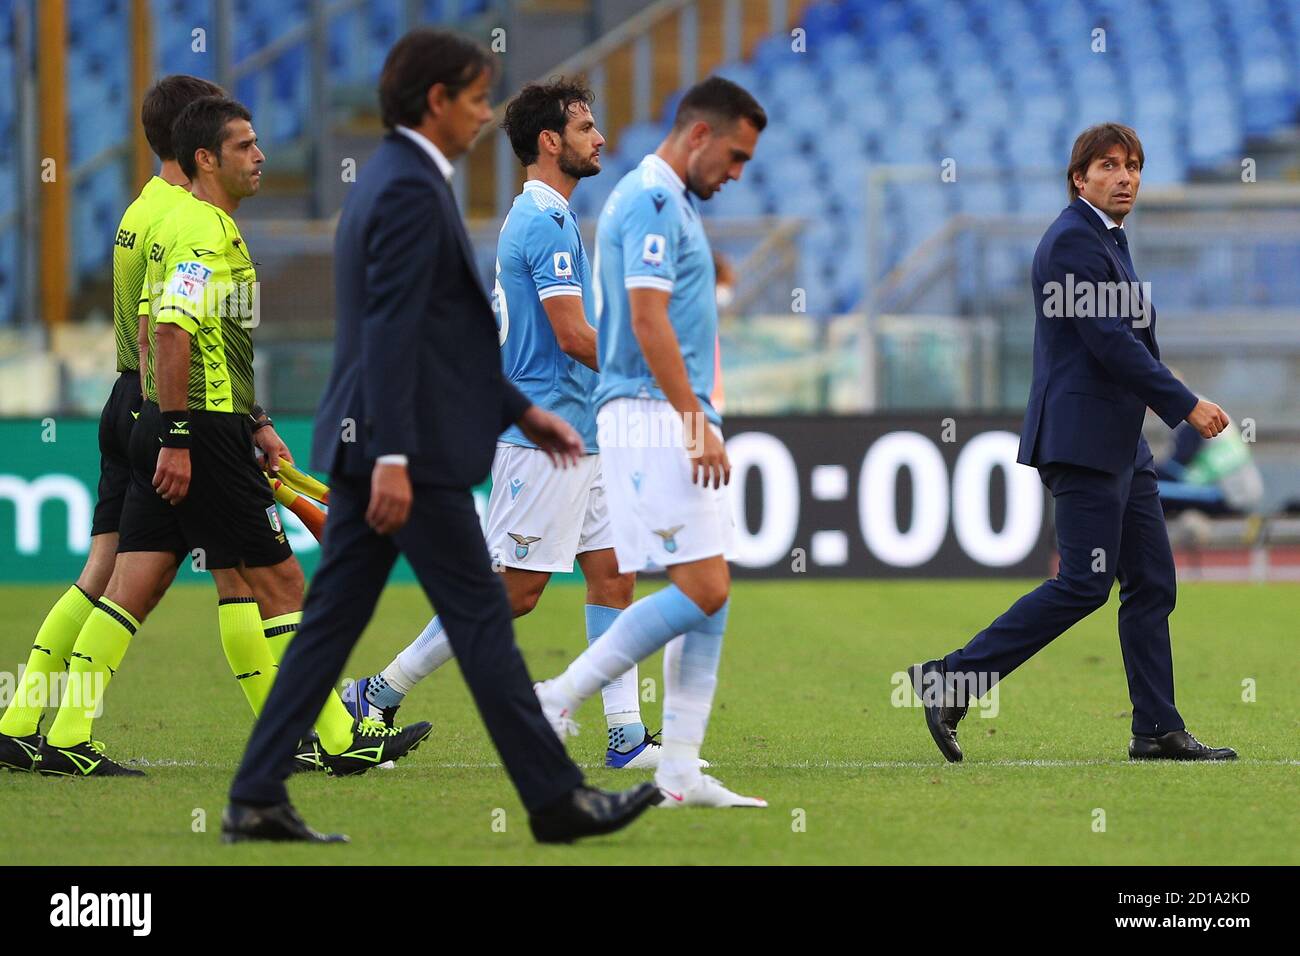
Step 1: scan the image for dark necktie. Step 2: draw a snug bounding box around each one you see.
[1109,226,1136,278]
[1111,225,1154,336]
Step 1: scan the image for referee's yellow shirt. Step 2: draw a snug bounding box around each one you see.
[111,176,188,373]
[143,191,258,415]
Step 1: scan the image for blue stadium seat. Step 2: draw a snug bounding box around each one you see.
[704,181,765,219]
[748,149,822,202]
[771,179,834,219]
[799,1,848,43]
[570,156,628,221]
[19,0,1300,319]
[784,97,834,139]
[954,179,1009,217]
[614,121,667,164]
[939,124,998,168]
[713,60,767,99]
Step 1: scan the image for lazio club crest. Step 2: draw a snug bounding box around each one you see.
[653,525,684,554]
[509,532,541,559]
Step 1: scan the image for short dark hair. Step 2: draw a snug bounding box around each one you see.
[141,74,225,161]
[172,96,253,180]
[1067,123,1145,200]
[672,76,767,134]
[378,28,493,130]
[501,78,595,167]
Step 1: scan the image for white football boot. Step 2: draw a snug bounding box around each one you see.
[533,680,581,742]
[654,773,767,808]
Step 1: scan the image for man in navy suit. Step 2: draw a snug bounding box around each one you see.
[911,124,1237,763]
[224,29,661,843]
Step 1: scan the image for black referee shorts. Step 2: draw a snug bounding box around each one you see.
[91,370,144,536]
[117,401,293,570]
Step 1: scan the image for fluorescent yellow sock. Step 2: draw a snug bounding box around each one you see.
[0,585,95,737]
[262,612,298,664]
[263,611,355,755]
[45,598,138,748]
[219,598,276,716]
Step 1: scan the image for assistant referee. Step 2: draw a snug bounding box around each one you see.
[39,95,429,777]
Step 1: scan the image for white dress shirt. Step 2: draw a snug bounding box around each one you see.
[1079,194,1122,231]
[395,124,454,181]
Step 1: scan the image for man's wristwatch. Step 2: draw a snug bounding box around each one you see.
[249,403,274,433]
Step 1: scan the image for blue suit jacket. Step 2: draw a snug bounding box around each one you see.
[1018,198,1197,475]
[312,132,529,486]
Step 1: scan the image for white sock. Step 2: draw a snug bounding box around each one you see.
[391,614,453,689]
[657,602,728,787]
[602,669,640,727]
[585,604,640,726]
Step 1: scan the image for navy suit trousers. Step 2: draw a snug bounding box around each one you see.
[229,474,583,811]
[944,446,1184,735]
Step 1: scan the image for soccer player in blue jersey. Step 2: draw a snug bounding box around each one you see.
[345,79,679,769]
[534,77,767,807]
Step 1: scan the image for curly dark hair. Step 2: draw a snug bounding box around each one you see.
[501,78,595,167]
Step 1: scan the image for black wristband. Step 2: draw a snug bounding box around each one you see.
[161,411,191,449]
[249,404,273,432]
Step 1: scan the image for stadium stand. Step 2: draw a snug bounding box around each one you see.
[572,0,1300,315]
[0,0,495,328]
[4,0,1298,326]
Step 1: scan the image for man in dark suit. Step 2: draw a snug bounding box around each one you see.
[223,29,661,843]
[911,124,1237,763]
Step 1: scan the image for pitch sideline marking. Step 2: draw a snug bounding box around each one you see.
[120,757,1300,769]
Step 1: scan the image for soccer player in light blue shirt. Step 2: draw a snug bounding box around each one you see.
[591,145,721,427]
[495,176,598,452]
[346,80,672,769]
[536,77,770,807]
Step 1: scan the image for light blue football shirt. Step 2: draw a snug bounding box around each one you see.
[493,179,598,453]
[592,153,720,426]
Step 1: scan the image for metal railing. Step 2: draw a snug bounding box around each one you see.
[863,168,1300,422]
[467,0,803,219]
[211,0,504,216]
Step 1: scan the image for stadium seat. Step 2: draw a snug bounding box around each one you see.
[9,0,1300,329]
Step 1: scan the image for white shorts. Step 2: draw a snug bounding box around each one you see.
[596,397,738,574]
[483,443,613,573]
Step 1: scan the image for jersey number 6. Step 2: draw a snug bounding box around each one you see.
[492,256,509,347]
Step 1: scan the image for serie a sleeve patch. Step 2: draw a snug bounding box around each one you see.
[642,234,666,266]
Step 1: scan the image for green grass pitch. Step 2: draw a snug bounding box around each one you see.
[1,579,1295,865]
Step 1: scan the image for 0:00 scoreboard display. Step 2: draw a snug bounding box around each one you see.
[722,415,1052,579]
